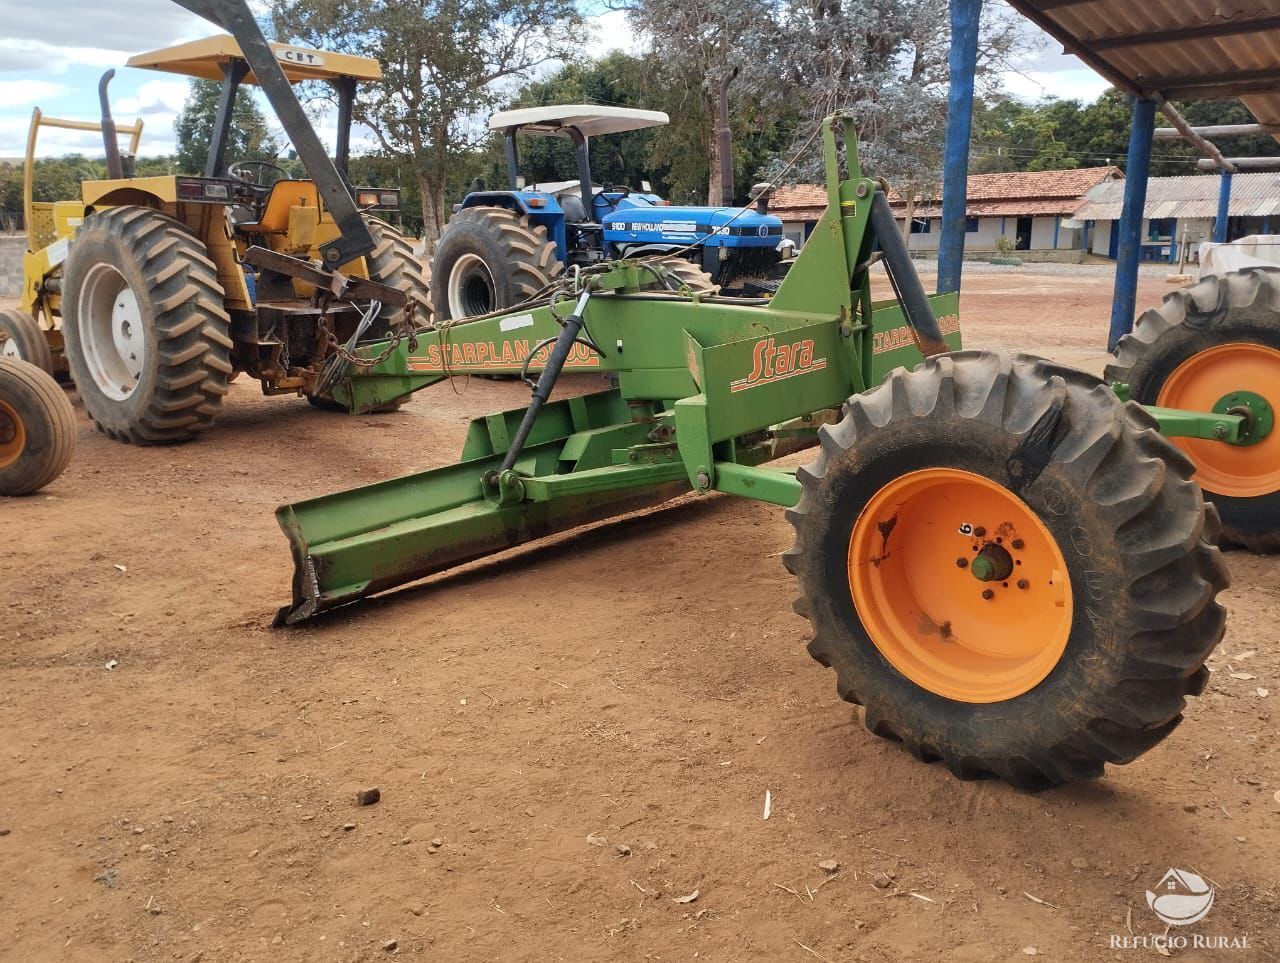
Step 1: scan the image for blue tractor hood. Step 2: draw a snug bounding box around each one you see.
[602,204,784,249]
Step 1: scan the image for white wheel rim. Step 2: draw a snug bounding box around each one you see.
[447,253,496,319]
[77,263,146,401]
[0,338,19,360]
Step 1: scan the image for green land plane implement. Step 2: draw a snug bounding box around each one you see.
[251,114,1280,790]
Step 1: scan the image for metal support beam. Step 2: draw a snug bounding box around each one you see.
[1154,123,1272,140]
[1089,15,1280,51]
[333,76,356,177]
[205,59,249,178]
[1109,97,1156,351]
[1214,172,1233,244]
[938,0,982,296]
[1198,157,1280,172]
[1154,102,1236,173]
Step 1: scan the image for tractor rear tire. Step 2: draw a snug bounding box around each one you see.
[0,357,76,495]
[364,217,432,330]
[1106,267,1280,551]
[0,308,53,373]
[62,206,233,444]
[430,207,562,321]
[784,351,1227,791]
[655,257,719,296]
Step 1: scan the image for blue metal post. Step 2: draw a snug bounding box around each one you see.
[1214,171,1233,243]
[937,0,983,295]
[1109,97,1156,350]
[1052,218,1060,250]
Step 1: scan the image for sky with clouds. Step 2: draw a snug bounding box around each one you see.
[0,0,1113,161]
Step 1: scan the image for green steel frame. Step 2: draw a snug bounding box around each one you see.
[273,115,1258,626]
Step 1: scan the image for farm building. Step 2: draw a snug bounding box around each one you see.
[1074,172,1280,262]
[770,167,1122,259]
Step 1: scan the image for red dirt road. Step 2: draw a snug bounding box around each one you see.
[2,270,1277,962]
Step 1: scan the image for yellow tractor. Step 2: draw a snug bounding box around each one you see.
[14,34,429,443]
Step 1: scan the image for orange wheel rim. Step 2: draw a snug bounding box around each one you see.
[847,468,1073,703]
[1157,343,1280,498]
[0,398,24,470]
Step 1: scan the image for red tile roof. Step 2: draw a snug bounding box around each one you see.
[770,167,1123,221]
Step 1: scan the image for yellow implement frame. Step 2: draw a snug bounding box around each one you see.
[21,109,145,328]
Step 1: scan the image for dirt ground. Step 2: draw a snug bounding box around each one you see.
[2,268,1277,963]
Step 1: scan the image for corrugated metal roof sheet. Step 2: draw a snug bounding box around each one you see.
[1005,1,1280,144]
[1074,171,1280,219]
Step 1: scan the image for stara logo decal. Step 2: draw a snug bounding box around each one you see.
[730,336,826,393]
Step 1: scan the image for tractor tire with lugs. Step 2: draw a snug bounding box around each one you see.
[62,206,232,444]
[784,350,1228,791]
[1106,267,1280,551]
[655,257,719,296]
[364,217,432,329]
[430,206,562,321]
[0,357,76,495]
[0,308,53,374]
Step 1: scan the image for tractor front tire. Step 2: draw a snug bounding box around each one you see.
[785,351,1227,790]
[430,207,562,321]
[655,257,719,296]
[1106,267,1280,551]
[0,308,53,373]
[62,206,232,444]
[0,357,76,495]
[365,217,432,330]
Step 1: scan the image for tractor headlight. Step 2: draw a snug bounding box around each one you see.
[355,188,400,209]
[176,177,235,203]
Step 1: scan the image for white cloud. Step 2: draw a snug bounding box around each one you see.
[586,10,643,59]
[4,1,208,54]
[0,80,69,104]
[999,67,1112,104]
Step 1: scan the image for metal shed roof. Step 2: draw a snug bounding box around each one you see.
[1075,171,1280,219]
[1004,1,1280,140]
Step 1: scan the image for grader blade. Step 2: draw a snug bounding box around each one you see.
[274,390,691,625]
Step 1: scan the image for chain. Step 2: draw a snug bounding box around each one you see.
[316,300,420,368]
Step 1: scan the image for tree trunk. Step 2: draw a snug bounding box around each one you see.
[900,194,916,247]
[713,74,734,206]
[706,95,723,207]
[418,171,447,248]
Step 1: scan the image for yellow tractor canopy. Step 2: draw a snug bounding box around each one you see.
[126,35,381,85]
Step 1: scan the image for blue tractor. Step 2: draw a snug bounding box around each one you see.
[430,105,788,320]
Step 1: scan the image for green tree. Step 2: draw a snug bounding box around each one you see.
[272,0,582,242]
[173,79,279,175]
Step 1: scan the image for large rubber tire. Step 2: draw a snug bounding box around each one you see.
[784,351,1228,790]
[364,218,432,329]
[62,206,232,444]
[1106,267,1280,551]
[0,357,76,495]
[0,308,53,374]
[430,207,562,321]
[654,257,719,296]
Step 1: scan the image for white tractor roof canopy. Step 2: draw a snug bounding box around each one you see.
[488,104,669,138]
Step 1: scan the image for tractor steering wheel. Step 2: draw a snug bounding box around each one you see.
[228,160,289,190]
[598,184,634,212]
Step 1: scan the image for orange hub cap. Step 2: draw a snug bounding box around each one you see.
[847,468,1073,703]
[1157,342,1280,498]
[0,398,24,470]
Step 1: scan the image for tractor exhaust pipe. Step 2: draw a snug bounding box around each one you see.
[98,70,123,180]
